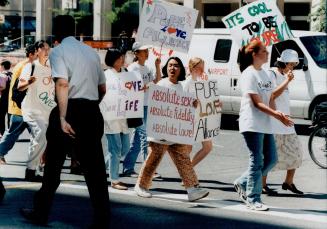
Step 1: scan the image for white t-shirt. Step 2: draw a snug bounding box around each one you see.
[182,76,196,95]
[49,36,106,100]
[128,62,154,106]
[102,68,129,134]
[147,78,183,145]
[239,65,274,134]
[269,69,295,134]
[20,60,56,123]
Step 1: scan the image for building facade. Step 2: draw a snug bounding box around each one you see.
[0,0,324,48]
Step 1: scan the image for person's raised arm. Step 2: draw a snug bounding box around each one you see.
[270,70,294,101]
[153,57,161,84]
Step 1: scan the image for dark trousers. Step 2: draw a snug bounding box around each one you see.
[0,177,5,201]
[33,99,109,223]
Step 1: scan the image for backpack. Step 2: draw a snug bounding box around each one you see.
[12,64,35,109]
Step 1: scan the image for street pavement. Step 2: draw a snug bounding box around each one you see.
[0,116,326,228]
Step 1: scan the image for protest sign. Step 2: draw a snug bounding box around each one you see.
[100,71,144,121]
[222,0,294,47]
[137,0,198,53]
[193,80,221,142]
[147,84,195,145]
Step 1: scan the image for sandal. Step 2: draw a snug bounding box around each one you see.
[111,181,128,190]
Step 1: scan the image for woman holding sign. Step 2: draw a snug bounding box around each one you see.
[134,56,209,202]
[101,48,130,190]
[18,40,55,181]
[183,57,217,168]
[234,40,293,211]
[122,42,161,178]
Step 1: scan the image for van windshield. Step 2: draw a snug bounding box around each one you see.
[300,36,327,69]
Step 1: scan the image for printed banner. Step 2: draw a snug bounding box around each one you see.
[222,0,294,47]
[136,0,198,53]
[193,80,221,142]
[36,76,56,111]
[100,71,144,121]
[147,84,196,144]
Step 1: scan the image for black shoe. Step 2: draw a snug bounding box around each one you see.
[0,182,5,202]
[121,170,138,178]
[20,208,48,226]
[25,169,43,182]
[262,186,278,195]
[282,183,304,195]
[70,166,83,175]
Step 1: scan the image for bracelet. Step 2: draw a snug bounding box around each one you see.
[60,116,66,120]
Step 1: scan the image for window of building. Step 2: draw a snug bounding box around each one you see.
[284,2,311,30]
[204,3,231,28]
[214,39,232,63]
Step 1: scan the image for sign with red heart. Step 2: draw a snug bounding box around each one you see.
[136,0,198,53]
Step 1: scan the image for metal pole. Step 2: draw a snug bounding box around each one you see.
[139,0,143,21]
[20,0,24,49]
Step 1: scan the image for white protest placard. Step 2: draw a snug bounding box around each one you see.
[100,71,144,121]
[147,84,195,145]
[193,80,221,142]
[222,0,294,47]
[137,0,198,53]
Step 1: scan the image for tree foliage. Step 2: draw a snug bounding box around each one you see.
[104,0,138,23]
[0,0,9,7]
[308,0,327,32]
[51,0,93,22]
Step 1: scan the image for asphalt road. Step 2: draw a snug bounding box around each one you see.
[0,116,326,229]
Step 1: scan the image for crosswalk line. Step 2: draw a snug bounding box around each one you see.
[59,183,327,224]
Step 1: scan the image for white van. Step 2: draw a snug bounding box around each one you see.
[147,28,327,121]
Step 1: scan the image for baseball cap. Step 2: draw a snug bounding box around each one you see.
[277,49,299,64]
[132,42,152,52]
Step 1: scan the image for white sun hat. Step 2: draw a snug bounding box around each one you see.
[277,49,299,64]
[132,42,152,52]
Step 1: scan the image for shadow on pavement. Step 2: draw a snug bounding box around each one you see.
[221,115,312,136]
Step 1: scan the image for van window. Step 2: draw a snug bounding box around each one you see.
[300,36,327,69]
[214,39,232,63]
[270,40,305,70]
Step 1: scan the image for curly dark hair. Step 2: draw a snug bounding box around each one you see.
[161,56,186,82]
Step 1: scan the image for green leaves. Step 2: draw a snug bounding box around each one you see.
[104,0,138,23]
[0,0,9,7]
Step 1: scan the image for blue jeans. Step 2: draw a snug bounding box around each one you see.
[106,133,130,181]
[0,114,30,156]
[123,106,148,173]
[235,132,277,204]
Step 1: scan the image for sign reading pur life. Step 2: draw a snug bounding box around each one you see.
[136,0,198,53]
[222,0,294,47]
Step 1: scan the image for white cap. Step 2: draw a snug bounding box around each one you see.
[277,49,299,64]
[132,42,152,52]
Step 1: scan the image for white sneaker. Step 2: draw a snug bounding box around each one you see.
[187,187,209,202]
[134,185,152,198]
[234,182,247,204]
[246,201,269,211]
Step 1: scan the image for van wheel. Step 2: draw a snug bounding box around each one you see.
[311,105,317,122]
[311,102,326,122]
